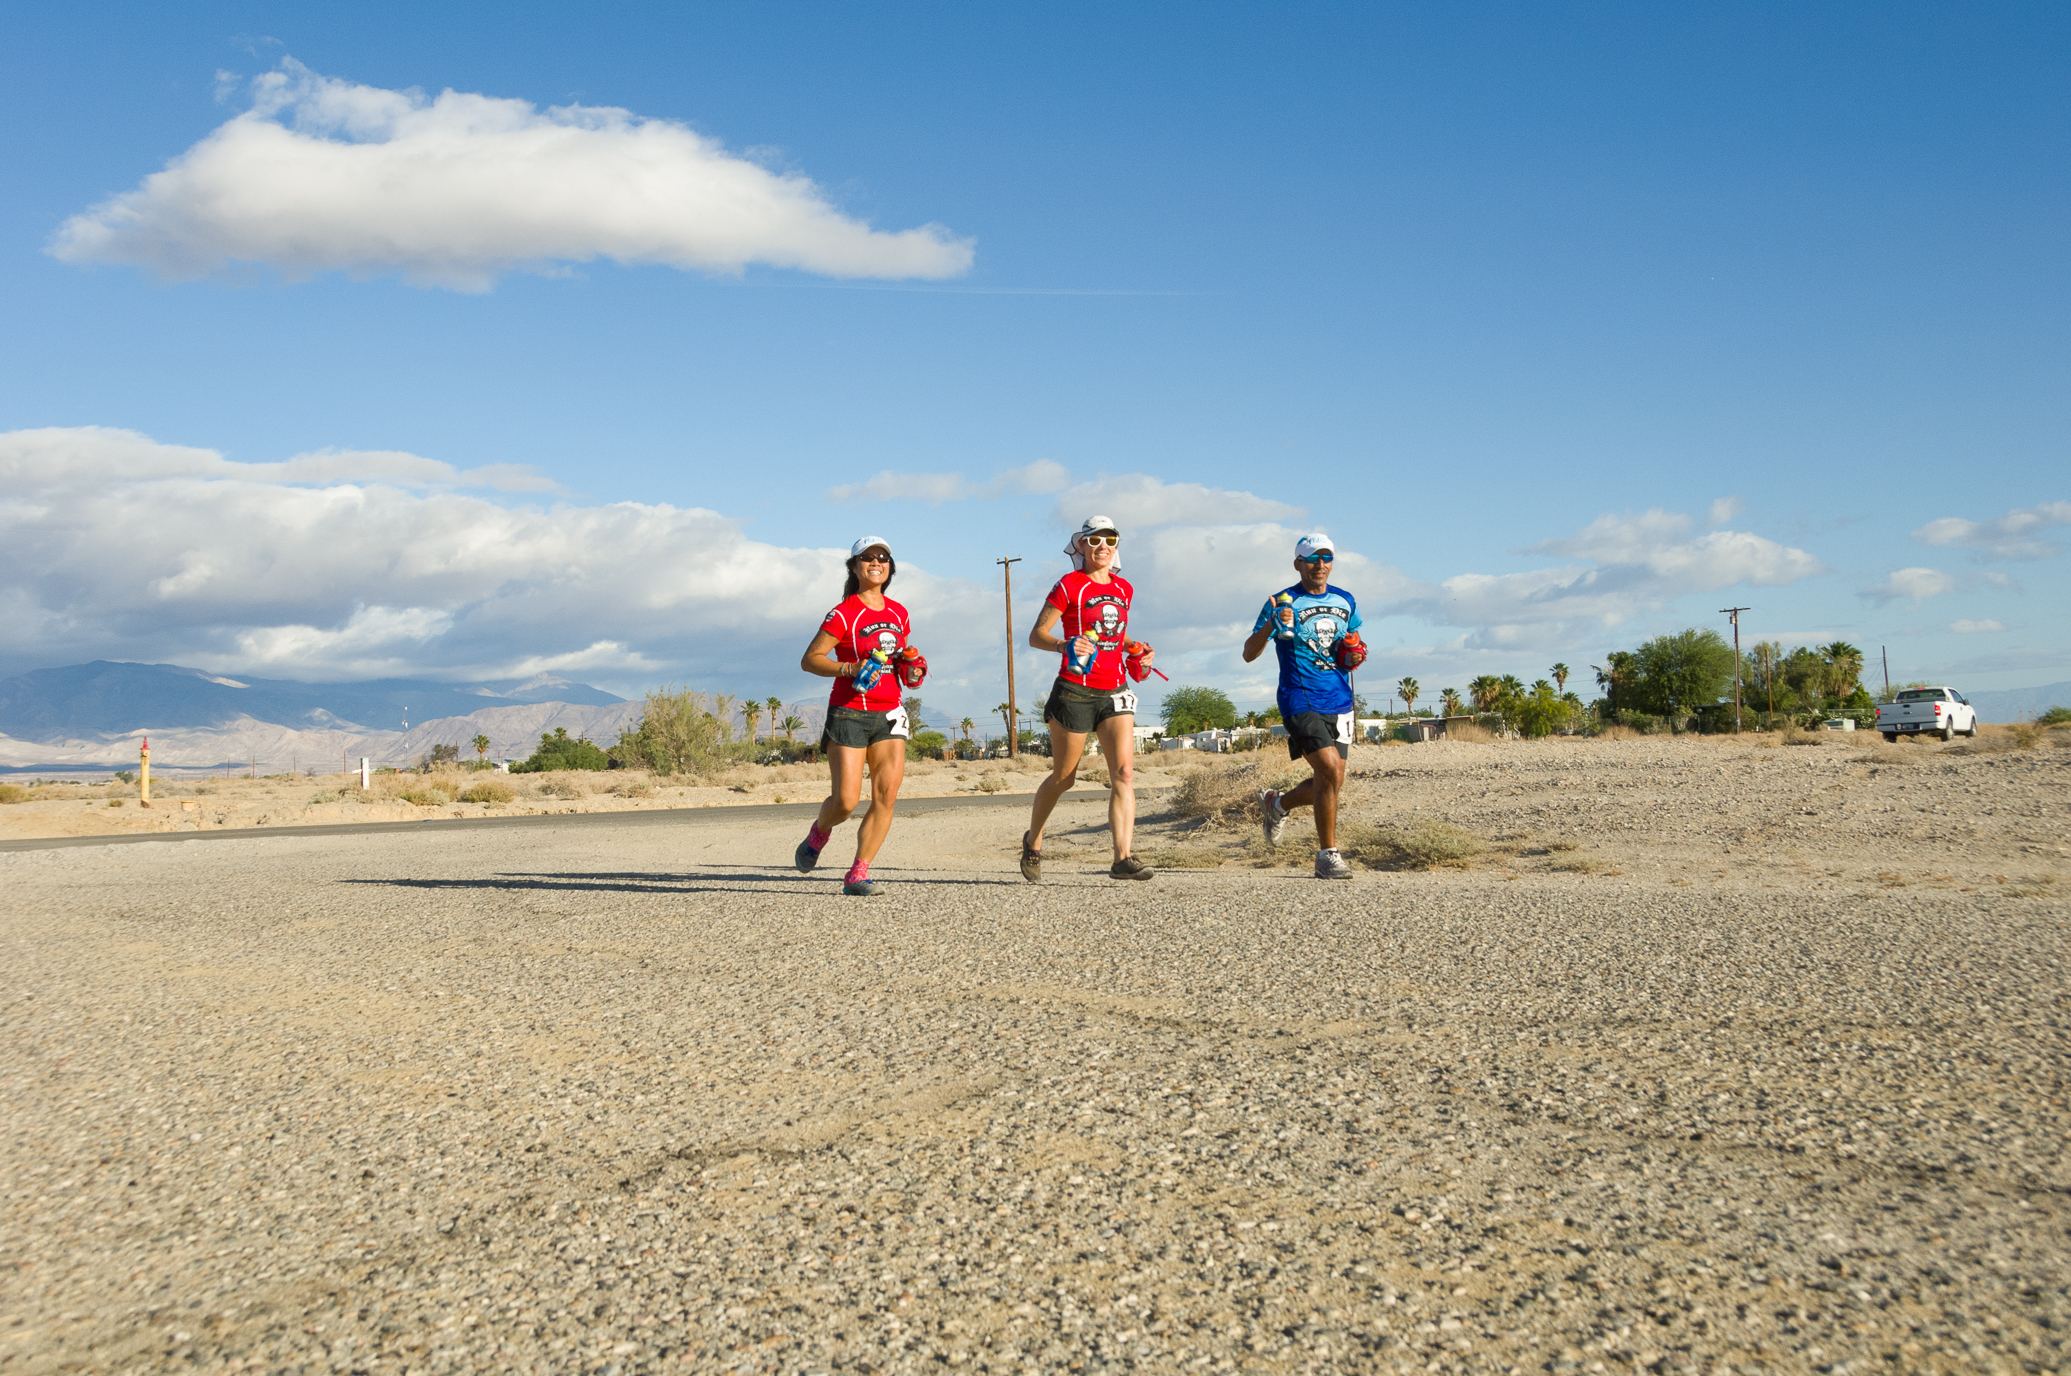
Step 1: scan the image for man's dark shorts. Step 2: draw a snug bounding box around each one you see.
[1043,677,1139,735]
[1285,710,1352,760]
[821,704,909,752]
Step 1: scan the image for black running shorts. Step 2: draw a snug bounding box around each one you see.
[1285,710,1353,760]
[821,704,911,752]
[1043,677,1140,735]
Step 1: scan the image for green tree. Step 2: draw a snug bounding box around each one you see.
[1515,681,1574,738]
[959,716,975,742]
[471,733,491,762]
[766,697,783,738]
[512,727,610,773]
[1593,652,1640,713]
[609,687,737,774]
[779,714,804,742]
[1439,687,1464,717]
[1551,662,1570,694]
[1818,642,1864,700]
[1160,686,1238,734]
[904,697,924,730]
[1633,629,1737,722]
[742,700,762,743]
[1396,677,1420,714]
[1468,675,1502,712]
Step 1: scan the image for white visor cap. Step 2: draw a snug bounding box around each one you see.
[1294,533,1335,560]
[1065,515,1121,571]
[849,536,894,560]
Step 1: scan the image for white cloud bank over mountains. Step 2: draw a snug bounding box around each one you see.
[2,427,1836,711]
[49,60,973,291]
[1912,500,2071,562]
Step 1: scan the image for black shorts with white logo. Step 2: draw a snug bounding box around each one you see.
[821,704,911,752]
[1043,677,1140,735]
[1285,710,1352,760]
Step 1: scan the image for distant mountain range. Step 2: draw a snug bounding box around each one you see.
[0,661,827,772]
[0,660,625,739]
[1962,680,2071,724]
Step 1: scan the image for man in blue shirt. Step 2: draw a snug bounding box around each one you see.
[1242,533,1364,879]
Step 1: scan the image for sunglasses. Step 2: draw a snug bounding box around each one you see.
[1081,534,1119,548]
[1300,553,1334,564]
[855,551,892,564]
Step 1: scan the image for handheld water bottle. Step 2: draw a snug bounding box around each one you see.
[1067,633,1098,677]
[1273,593,1297,641]
[852,649,892,692]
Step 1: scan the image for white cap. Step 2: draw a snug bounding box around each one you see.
[1065,515,1121,572]
[1294,533,1335,560]
[849,536,893,560]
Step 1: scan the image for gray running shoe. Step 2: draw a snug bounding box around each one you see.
[1110,855,1155,880]
[843,878,882,896]
[794,835,823,873]
[1260,789,1289,847]
[1314,847,1351,880]
[1020,831,1042,883]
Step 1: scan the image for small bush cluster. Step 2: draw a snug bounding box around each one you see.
[1337,818,1486,870]
[460,780,516,805]
[0,784,26,805]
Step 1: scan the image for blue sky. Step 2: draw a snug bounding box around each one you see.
[2,2,2065,723]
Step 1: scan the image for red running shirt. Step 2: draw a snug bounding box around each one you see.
[1045,572,1135,691]
[820,595,911,711]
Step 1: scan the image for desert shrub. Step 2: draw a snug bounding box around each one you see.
[1444,723,1496,744]
[1338,818,1486,870]
[307,790,340,805]
[976,775,1008,793]
[537,778,588,799]
[1779,727,1826,747]
[397,785,452,806]
[908,729,949,761]
[460,780,516,805]
[0,784,25,804]
[1550,856,1621,874]
[608,780,654,798]
[610,686,749,775]
[512,728,610,773]
[107,798,124,807]
[114,769,136,784]
[2036,706,2071,726]
[1173,764,1263,820]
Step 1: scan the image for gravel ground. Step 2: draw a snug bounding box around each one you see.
[3,733,2067,1375]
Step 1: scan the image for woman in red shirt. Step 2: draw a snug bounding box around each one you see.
[1022,515,1157,882]
[795,536,922,896]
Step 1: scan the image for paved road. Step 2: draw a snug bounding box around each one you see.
[3,792,2064,1374]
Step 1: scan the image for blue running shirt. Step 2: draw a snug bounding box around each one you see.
[1253,584,1362,718]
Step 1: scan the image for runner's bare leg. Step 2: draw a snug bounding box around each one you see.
[1026,718,1088,851]
[814,744,866,836]
[1277,746,1346,850]
[1095,713,1137,861]
[853,735,905,864]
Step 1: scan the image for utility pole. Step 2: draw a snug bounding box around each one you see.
[997,556,1022,758]
[1881,645,1890,699]
[1719,606,1751,733]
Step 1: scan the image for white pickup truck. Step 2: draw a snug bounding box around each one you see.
[1874,686,1978,742]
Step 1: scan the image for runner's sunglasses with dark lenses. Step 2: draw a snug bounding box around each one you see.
[855,551,892,564]
[1081,534,1120,548]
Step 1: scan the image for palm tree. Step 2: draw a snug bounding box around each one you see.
[1439,687,1463,717]
[742,701,762,742]
[471,733,490,762]
[959,716,975,743]
[779,715,803,742]
[1551,662,1570,694]
[1499,674,1523,698]
[1396,677,1420,714]
[1468,675,1501,712]
[995,702,1013,737]
[766,697,784,737]
[1818,641,1864,700]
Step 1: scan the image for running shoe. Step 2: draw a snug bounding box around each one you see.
[1314,847,1351,880]
[1110,856,1155,881]
[1020,831,1042,884]
[794,835,823,874]
[1260,789,1289,847]
[843,877,882,896]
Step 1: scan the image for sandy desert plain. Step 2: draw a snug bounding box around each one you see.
[2,724,2068,1375]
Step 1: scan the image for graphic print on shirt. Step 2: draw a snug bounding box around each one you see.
[821,596,910,713]
[1253,584,1362,718]
[1045,572,1135,692]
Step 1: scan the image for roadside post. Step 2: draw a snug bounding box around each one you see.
[359,757,371,790]
[139,737,151,806]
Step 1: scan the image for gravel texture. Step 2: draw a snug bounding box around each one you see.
[2,732,2067,1374]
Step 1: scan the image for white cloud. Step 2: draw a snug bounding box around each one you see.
[1052,475,1305,530]
[824,458,1074,507]
[0,426,993,688]
[1948,619,2005,633]
[0,427,554,492]
[50,59,973,291]
[1861,567,1956,606]
[1911,500,2071,561]
[1706,495,1743,527]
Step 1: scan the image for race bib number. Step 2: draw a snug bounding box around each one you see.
[1110,690,1139,715]
[886,707,910,739]
[1335,712,1354,744]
